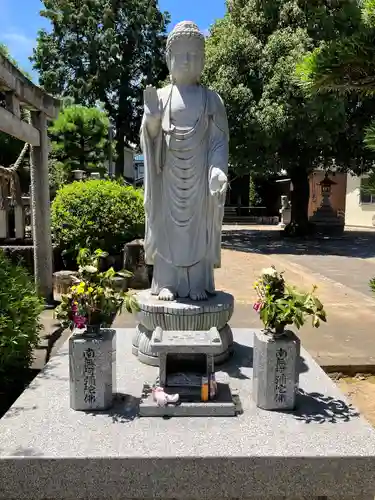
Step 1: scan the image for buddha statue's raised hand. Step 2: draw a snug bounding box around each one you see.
[144,85,160,118]
[143,85,161,138]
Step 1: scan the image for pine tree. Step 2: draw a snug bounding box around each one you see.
[31,0,170,176]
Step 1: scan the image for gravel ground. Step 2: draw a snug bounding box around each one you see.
[334,376,375,427]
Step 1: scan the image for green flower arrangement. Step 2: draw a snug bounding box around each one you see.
[55,248,139,330]
[253,266,327,335]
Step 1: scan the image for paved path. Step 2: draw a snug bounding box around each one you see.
[222,225,375,297]
[36,226,375,371]
[219,226,375,368]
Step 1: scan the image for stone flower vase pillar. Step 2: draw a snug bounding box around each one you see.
[69,326,116,411]
[253,329,300,411]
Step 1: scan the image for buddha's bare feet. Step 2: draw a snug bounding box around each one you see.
[189,289,208,301]
[158,288,176,301]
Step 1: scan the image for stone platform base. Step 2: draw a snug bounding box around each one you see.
[139,383,238,417]
[133,289,234,366]
[1,329,375,499]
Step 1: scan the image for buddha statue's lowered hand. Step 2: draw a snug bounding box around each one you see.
[209,167,228,196]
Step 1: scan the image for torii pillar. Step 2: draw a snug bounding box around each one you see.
[0,53,60,302]
[30,112,54,302]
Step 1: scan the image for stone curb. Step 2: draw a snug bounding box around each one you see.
[321,364,375,376]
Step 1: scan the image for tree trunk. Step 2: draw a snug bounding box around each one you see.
[286,166,311,237]
[115,129,124,178]
[79,135,86,171]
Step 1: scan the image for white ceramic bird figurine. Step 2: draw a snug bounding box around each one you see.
[152,387,179,407]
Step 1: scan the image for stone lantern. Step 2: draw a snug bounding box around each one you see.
[310,172,343,235]
[319,173,336,202]
[72,169,85,181]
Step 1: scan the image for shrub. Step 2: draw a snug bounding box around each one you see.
[0,251,44,386]
[51,179,145,260]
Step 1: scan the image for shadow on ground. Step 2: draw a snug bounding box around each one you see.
[222,228,375,259]
[36,325,65,364]
[0,369,39,419]
[292,389,360,424]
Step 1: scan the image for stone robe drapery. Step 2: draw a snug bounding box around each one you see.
[140,85,229,297]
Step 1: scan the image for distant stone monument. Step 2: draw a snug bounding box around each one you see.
[134,20,234,366]
[310,173,344,235]
[279,195,291,229]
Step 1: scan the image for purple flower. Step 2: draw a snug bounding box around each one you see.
[253,301,262,313]
[73,315,87,329]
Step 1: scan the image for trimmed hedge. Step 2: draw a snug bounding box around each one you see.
[51,179,145,261]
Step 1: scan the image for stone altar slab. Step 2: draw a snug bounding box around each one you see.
[150,326,224,354]
[0,329,375,500]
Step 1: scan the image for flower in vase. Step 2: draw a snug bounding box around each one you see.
[253,301,262,313]
[54,248,139,331]
[73,314,87,329]
[261,267,277,278]
[252,265,327,333]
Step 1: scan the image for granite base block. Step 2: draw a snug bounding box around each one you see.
[1,329,375,500]
[139,384,238,417]
[69,328,116,411]
[253,329,300,410]
[139,382,239,417]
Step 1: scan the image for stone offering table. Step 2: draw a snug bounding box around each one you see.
[0,329,375,500]
[134,289,234,366]
[139,327,237,417]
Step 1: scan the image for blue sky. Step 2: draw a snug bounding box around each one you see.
[0,0,226,81]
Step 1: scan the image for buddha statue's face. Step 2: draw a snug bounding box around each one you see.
[167,38,205,85]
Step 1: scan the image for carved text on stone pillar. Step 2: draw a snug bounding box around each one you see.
[274,347,287,404]
[83,347,96,405]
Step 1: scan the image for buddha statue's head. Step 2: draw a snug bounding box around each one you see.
[166,21,205,85]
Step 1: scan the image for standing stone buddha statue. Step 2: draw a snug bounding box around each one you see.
[140,21,229,302]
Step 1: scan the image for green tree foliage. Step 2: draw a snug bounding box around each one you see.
[49,104,113,190]
[51,179,145,261]
[296,1,375,155]
[203,0,371,232]
[0,250,44,388]
[31,0,170,176]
